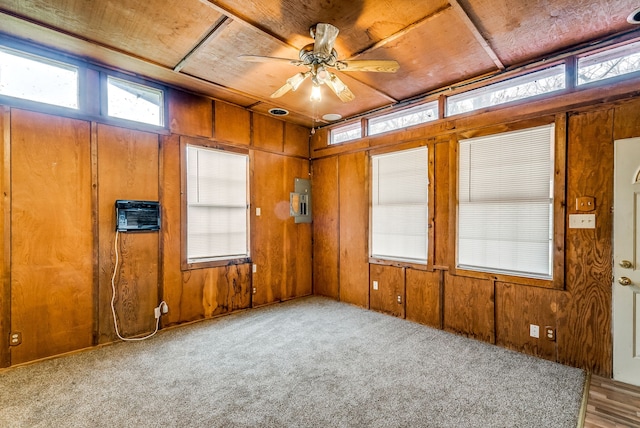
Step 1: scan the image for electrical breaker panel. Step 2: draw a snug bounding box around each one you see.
[290,178,311,224]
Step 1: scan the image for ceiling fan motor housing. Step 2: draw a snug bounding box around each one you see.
[299,43,338,66]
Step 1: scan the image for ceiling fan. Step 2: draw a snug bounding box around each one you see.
[238,23,399,102]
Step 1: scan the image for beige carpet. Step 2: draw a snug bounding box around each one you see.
[0,296,585,427]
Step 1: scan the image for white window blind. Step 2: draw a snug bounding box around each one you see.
[187,146,248,262]
[371,147,428,263]
[457,124,554,278]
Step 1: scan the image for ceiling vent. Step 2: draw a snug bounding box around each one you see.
[268,108,289,117]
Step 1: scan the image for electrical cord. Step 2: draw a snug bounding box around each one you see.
[110,230,167,341]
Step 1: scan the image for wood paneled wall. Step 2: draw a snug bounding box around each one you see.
[557,108,614,372]
[97,125,160,342]
[311,157,339,299]
[0,90,311,366]
[338,152,369,307]
[310,95,640,377]
[370,264,405,318]
[10,110,93,364]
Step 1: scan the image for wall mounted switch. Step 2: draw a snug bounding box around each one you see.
[372,280,378,290]
[529,324,540,338]
[568,214,595,229]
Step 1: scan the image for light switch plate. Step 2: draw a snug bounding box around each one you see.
[372,280,378,290]
[569,214,596,229]
[530,324,540,338]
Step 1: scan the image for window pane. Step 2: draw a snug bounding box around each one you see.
[578,40,640,85]
[368,101,438,136]
[0,47,78,109]
[457,124,554,278]
[187,146,248,262]
[447,65,565,116]
[330,121,361,144]
[107,76,164,126]
[371,147,428,262]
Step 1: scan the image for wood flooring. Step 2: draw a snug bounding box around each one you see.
[584,375,640,427]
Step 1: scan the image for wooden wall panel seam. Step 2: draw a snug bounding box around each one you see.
[337,158,341,301]
[553,113,568,289]
[438,269,444,329]
[157,135,165,326]
[427,141,436,271]
[0,107,10,367]
[90,122,99,346]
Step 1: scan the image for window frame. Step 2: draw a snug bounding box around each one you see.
[0,37,169,133]
[100,71,167,129]
[445,64,567,117]
[449,116,566,288]
[367,101,439,137]
[369,140,435,271]
[0,44,80,111]
[576,39,640,87]
[329,120,363,145]
[100,73,167,128]
[180,138,251,270]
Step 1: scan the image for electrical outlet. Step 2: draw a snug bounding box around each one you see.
[256,207,261,216]
[529,324,540,338]
[9,332,22,346]
[372,280,378,290]
[252,287,257,294]
[252,264,257,273]
[397,295,402,304]
[545,326,556,341]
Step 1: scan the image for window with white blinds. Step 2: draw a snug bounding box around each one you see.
[457,124,554,278]
[371,147,428,263]
[186,145,249,262]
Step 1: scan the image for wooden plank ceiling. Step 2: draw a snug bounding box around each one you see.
[0,0,638,127]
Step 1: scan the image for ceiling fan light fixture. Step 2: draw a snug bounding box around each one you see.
[310,84,322,102]
[288,72,308,91]
[329,74,346,94]
[241,22,398,104]
[316,66,329,83]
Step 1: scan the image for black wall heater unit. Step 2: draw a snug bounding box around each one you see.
[115,200,161,232]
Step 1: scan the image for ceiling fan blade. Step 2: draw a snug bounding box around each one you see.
[325,73,355,103]
[335,59,400,73]
[271,82,294,99]
[238,55,302,66]
[270,72,311,98]
[288,71,311,91]
[313,23,339,59]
